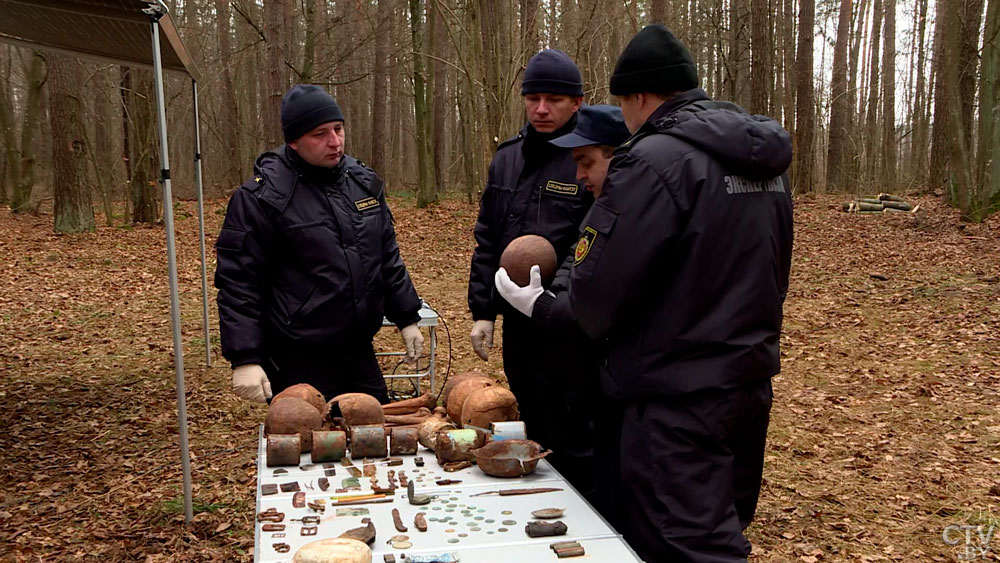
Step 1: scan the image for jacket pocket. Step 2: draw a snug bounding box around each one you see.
[215,227,246,252]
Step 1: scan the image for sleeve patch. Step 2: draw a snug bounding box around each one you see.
[574,226,598,265]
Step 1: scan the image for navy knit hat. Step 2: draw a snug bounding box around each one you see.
[281,84,345,142]
[610,25,699,96]
[550,105,630,148]
[521,50,584,97]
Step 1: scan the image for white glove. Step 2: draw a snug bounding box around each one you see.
[232,364,272,403]
[400,323,424,365]
[495,265,544,318]
[470,319,495,361]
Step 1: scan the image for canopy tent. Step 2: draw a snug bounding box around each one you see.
[0,0,210,523]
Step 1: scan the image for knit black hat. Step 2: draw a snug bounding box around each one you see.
[609,24,699,96]
[281,84,345,142]
[521,49,584,97]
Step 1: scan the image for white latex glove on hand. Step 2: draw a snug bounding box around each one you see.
[400,323,424,365]
[232,364,272,403]
[470,319,495,361]
[495,265,544,318]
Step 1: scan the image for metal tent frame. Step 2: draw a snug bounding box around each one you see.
[0,0,210,523]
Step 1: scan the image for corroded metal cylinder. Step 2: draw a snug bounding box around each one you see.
[389,427,419,455]
[311,430,347,463]
[350,425,387,459]
[266,434,301,467]
[435,428,486,464]
[490,421,527,441]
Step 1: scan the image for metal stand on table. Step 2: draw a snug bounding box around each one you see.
[379,303,439,393]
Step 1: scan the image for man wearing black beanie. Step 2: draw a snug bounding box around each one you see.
[567,25,794,562]
[467,49,599,503]
[216,84,425,407]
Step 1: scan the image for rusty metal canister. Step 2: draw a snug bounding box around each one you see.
[311,430,347,463]
[389,427,418,455]
[266,434,301,467]
[489,421,527,441]
[350,425,388,459]
[435,428,486,464]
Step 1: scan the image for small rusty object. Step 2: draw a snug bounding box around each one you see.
[318,477,330,491]
[372,484,396,494]
[471,487,562,497]
[398,471,408,487]
[266,434,301,467]
[471,439,550,478]
[347,466,362,478]
[392,507,408,532]
[384,556,396,563]
[273,542,290,553]
[414,456,425,467]
[385,457,404,466]
[325,468,337,476]
[555,546,585,558]
[532,508,565,519]
[261,484,278,496]
[297,515,321,524]
[390,427,419,455]
[341,457,355,466]
[292,491,306,508]
[442,460,472,472]
[301,526,318,536]
[525,520,567,538]
[550,541,580,551]
[407,480,431,505]
[271,532,286,538]
[340,520,377,545]
[350,425,388,458]
[435,429,486,464]
[307,500,326,512]
[261,523,285,532]
[301,463,319,471]
[414,512,427,532]
[279,481,300,493]
[436,479,462,486]
[363,463,377,477]
[272,468,288,476]
[323,462,337,469]
[256,508,284,522]
[387,470,396,482]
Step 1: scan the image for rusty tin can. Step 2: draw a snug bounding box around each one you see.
[350,425,388,459]
[310,430,347,463]
[489,421,527,441]
[435,428,486,464]
[390,427,419,455]
[266,434,301,467]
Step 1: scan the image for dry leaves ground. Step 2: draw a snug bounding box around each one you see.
[0,194,998,562]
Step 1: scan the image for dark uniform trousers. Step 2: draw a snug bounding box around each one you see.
[501,313,597,503]
[262,337,390,407]
[621,378,772,563]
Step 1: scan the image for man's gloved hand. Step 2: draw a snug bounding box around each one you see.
[470,319,495,361]
[495,265,544,318]
[400,323,424,365]
[232,364,272,403]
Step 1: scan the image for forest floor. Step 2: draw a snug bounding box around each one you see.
[1,192,998,562]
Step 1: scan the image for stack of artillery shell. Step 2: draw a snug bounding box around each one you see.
[842,193,915,214]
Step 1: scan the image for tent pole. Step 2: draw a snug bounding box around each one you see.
[147,5,193,524]
[192,80,211,368]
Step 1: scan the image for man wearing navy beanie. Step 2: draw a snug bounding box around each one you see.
[568,25,794,562]
[468,50,599,504]
[216,84,425,408]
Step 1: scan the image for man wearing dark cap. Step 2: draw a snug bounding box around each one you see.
[467,49,596,498]
[568,25,794,562]
[216,84,424,405]
[493,103,631,528]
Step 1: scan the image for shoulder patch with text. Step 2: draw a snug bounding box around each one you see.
[545,180,579,196]
[354,197,380,212]
[574,226,598,265]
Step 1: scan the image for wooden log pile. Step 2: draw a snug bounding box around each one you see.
[842,193,920,214]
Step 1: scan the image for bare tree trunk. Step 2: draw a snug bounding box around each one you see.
[431,0,448,193]
[300,0,317,83]
[48,55,94,233]
[372,0,391,182]
[124,68,159,224]
[942,0,974,214]
[216,0,241,188]
[650,0,670,23]
[750,0,774,114]
[827,0,852,190]
[977,0,1000,212]
[521,0,540,54]
[864,0,882,187]
[727,0,751,108]
[8,50,45,213]
[90,67,116,226]
[929,0,950,190]
[265,0,289,147]
[409,0,436,207]
[880,0,896,191]
[912,0,929,185]
[793,0,815,192]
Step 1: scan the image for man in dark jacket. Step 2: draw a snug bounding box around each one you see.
[494,104,631,529]
[568,26,794,562]
[216,84,424,404]
[467,49,595,497]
